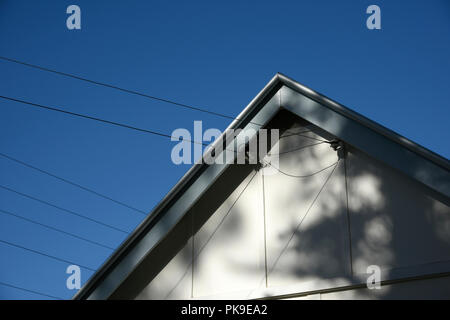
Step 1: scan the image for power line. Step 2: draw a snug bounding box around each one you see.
[0,152,147,216]
[267,141,326,156]
[0,95,210,147]
[195,171,258,259]
[165,170,259,299]
[245,159,340,298]
[0,55,261,125]
[279,131,328,143]
[0,281,63,300]
[0,96,326,158]
[267,160,339,276]
[265,160,338,178]
[247,159,340,298]
[0,208,115,251]
[0,184,130,234]
[0,239,96,272]
[0,95,250,156]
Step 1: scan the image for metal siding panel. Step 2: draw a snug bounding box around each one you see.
[85,90,282,299]
[346,147,450,276]
[192,170,265,297]
[280,85,450,198]
[263,128,350,287]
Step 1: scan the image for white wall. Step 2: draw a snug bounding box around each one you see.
[346,147,450,277]
[135,119,450,300]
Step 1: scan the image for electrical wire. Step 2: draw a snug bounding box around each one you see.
[267,141,327,156]
[280,132,328,143]
[0,208,114,251]
[0,95,209,148]
[0,56,346,299]
[0,281,63,300]
[0,239,97,272]
[0,152,147,216]
[267,160,340,277]
[0,184,130,234]
[0,95,258,157]
[264,160,338,178]
[0,56,262,125]
[164,170,259,299]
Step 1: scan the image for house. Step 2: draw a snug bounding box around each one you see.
[74,73,450,300]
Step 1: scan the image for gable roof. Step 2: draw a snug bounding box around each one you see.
[74,73,450,300]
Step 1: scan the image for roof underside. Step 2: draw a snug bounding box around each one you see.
[74,73,450,300]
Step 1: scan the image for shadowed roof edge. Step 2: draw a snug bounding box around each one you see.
[73,73,449,300]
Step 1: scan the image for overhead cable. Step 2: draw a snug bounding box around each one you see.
[0,184,130,234]
[0,152,147,216]
[0,208,115,250]
[0,56,262,125]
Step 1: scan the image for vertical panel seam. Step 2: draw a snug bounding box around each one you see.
[191,212,194,298]
[261,170,269,288]
[344,155,354,277]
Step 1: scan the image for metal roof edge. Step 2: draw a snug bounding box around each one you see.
[73,73,449,300]
[276,72,449,171]
[72,74,282,300]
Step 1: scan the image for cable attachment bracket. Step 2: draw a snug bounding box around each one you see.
[255,159,269,172]
[329,139,346,159]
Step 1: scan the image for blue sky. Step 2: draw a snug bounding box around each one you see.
[0,0,449,299]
